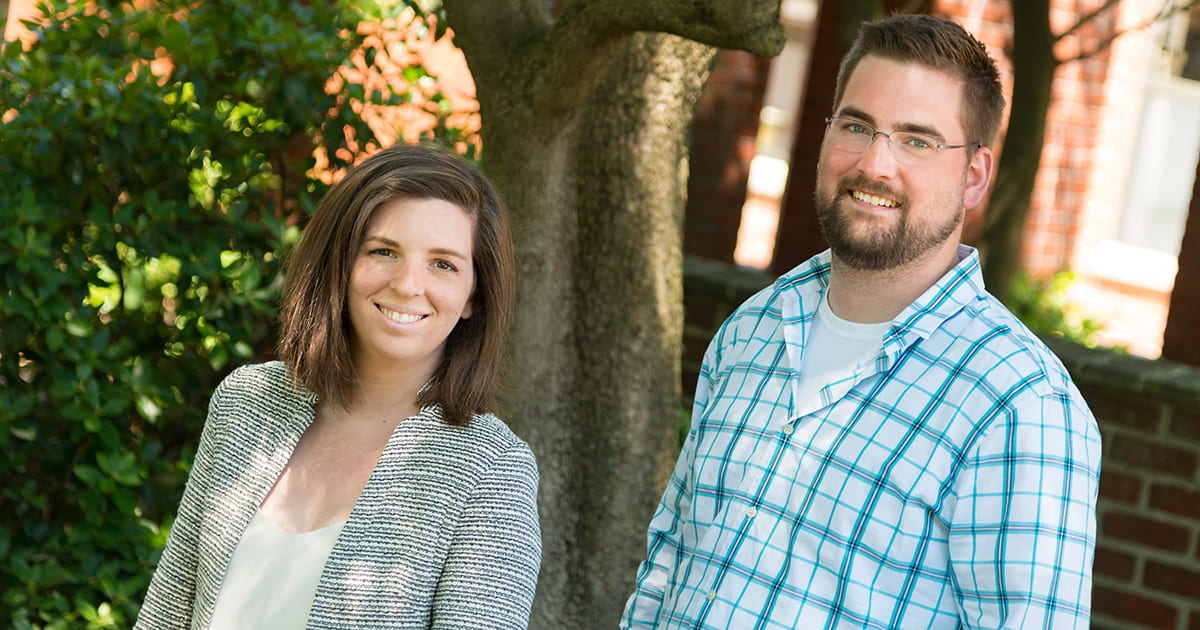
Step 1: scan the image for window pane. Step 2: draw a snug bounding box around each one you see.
[1118,79,1200,256]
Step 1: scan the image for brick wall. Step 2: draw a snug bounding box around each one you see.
[684,50,773,263]
[1057,340,1200,630]
[683,256,1200,630]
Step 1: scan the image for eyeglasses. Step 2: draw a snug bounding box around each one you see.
[824,116,979,165]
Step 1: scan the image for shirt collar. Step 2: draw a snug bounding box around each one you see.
[777,245,986,350]
[887,244,986,349]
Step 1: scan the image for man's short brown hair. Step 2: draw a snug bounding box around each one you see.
[834,14,1005,147]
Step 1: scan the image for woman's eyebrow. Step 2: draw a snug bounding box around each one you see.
[364,236,469,260]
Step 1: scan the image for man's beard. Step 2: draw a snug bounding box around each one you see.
[814,175,962,271]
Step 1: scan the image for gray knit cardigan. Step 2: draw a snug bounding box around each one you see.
[134,361,541,629]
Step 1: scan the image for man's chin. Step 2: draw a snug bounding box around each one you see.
[826,227,908,270]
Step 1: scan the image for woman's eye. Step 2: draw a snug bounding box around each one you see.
[434,260,458,272]
[370,248,394,258]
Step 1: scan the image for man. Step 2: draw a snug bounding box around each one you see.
[622,14,1101,630]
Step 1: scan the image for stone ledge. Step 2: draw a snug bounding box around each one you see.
[684,255,774,302]
[1044,337,1200,412]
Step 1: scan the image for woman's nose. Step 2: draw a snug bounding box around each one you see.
[388,263,423,295]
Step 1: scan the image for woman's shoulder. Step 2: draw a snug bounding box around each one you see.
[214,361,313,403]
[418,409,535,467]
[207,361,316,429]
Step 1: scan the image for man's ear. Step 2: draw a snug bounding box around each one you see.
[963,145,994,210]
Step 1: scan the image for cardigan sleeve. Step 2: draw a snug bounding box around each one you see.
[430,440,542,629]
[134,378,228,629]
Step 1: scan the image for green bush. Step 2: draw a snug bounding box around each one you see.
[0,1,465,626]
[1008,270,1109,349]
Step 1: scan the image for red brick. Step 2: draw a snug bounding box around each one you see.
[1102,511,1191,552]
[1091,584,1179,628]
[1170,409,1200,441]
[1144,560,1200,599]
[683,294,723,328]
[1109,436,1198,480]
[1099,469,1142,504]
[1092,545,1137,581]
[1081,389,1161,429]
[1149,483,1200,519]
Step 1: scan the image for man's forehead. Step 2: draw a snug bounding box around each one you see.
[838,56,967,138]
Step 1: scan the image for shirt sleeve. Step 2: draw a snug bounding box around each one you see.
[948,387,1101,629]
[134,379,228,629]
[620,333,720,628]
[431,441,542,630]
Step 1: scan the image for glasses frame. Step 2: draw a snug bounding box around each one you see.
[824,116,980,164]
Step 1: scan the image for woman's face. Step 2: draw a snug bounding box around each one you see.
[347,197,476,380]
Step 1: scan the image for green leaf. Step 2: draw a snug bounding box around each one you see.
[74,464,102,487]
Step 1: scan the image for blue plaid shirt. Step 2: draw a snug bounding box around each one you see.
[622,246,1100,629]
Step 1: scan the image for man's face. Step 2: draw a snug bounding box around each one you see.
[814,55,992,271]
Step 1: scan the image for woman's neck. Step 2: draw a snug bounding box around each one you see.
[344,355,439,422]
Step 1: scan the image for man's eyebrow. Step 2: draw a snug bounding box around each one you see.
[836,106,948,142]
[836,107,876,127]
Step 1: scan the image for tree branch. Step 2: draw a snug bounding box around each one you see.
[1055,0,1122,43]
[442,0,551,81]
[570,0,786,57]
[448,0,785,139]
[1061,0,1196,64]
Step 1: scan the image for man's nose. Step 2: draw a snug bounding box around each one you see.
[856,132,899,179]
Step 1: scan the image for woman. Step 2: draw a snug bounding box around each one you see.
[135,143,540,629]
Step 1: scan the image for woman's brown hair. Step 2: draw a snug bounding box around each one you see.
[277,143,516,426]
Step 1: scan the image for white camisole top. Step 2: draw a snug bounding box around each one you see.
[208,510,347,629]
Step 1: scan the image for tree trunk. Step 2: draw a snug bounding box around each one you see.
[840,0,884,50]
[1162,164,1200,366]
[979,0,1056,304]
[443,1,784,626]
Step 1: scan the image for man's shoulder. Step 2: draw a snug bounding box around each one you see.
[933,294,1080,395]
[723,254,827,326]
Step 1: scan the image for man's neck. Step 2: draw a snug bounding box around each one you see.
[826,244,961,324]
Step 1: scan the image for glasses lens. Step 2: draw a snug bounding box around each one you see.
[830,119,871,152]
[891,132,937,163]
[827,118,944,165]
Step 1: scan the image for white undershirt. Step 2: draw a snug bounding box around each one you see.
[208,510,347,629]
[792,291,890,410]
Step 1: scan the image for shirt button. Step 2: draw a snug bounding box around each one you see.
[706,590,716,601]
[782,424,794,436]
[746,506,757,518]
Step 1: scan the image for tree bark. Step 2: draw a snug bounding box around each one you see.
[979,0,1056,304]
[840,0,883,50]
[1162,167,1200,366]
[442,1,784,626]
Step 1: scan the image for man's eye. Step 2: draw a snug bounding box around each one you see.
[904,135,934,150]
[845,122,871,135]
